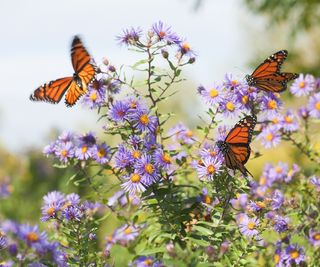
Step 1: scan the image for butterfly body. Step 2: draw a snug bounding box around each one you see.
[245,50,298,93]
[217,115,257,177]
[30,35,96,107]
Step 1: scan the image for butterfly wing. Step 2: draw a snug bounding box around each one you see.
[64,36,96,106]
[30,77,73,104]
[221,115,257,176]
[247,50,297,93]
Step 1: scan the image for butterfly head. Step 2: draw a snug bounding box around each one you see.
[216,140,228,153]
[245,74,255,86]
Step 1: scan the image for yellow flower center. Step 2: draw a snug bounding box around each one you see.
[81,145,88,154]
[267,100,277,110]
[90,92,97,101]
[204,195,212,204]
[130,101,137,109]
[242,95,248,104]
[144,259,153,266]
[290,250,299,259]
[210,150,217,157]
[299,81,305,88]
[274,254,280,264]
[272,118,279,124]
[162,153,171,164]
[231,80,238,86]
[144,163,154,174]
[124,227,132,235]
[207,164,215,174]
[315,101,320,111]
[139,114,149,125]
[247,221,256,230]
[210,88,218,98]
[130,173,141,183]
[132,150,141,159]
[27,232,39,243]
[61,150,68,157]
[266,133,274,141]
[313,233,320,240]
[97,148,106,158]
[182,42,190,52]
[256,201,266,209]
[275,167,282,173]
[284,116,293,123]
[226,102,235,111]
[185,130,193,138]
[159,31,166,38]
[47,207,55,216]
[259,176,267,186]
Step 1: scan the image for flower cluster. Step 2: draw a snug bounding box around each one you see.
[40,191,102,222]
[0,220,67,266]
[0,176,12,199]
[43,131,111,165]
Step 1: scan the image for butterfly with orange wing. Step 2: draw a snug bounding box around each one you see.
[216,115,257,177]
[245,50,298,93]
[30,36,96,107]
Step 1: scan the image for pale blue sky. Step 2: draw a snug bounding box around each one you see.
[0,0,259,152]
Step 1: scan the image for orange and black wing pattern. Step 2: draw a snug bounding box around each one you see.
[246,50,298,93]
[217,115,257,176]
[30,35,96,107]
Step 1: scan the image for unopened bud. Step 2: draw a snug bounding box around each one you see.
[161,49,169,59]
[102,58,109,66]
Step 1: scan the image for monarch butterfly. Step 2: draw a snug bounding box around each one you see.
[30,36,96,107]
[216,115,257,177]
[245,50,298,93]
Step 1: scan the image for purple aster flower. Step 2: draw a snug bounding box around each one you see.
[168,123,196,145]
[129,256,163,267]
[107,79,121,94]
[268,162,288,182]
[273,216,289,233]
[57,131,75,144]
[235,85,259,111]
[92,143,111,164]
[273,247,284,267]
[271,190,284,210]
[248,200,266,212]
[116,27,142,46]
[18,224,47,252]
[79,132,97,147]
[230,193,248,210]
[136,154,159,185]
[308,229,320,246]
[128,135,142,149]
[310,175,320,191]
[61,205,82,222]
[297,106,310,119]
[107,190,128,207]
[41,191,65,221]
[75,143,92,160]
[199,144,220,160]
[199,82,225,106]
[283,244,305,265]
[66,193,80,206]
[261,93,282,116]
[82,79,106,109]
[224,73,242,90]
[112,224,140,246]
[121,172,146,195]
[238,214,260,238]
[43,142,56,157]
[130,109,158,133]
[151,21,181,44]
[154,149,172,169]
[195,156,223,181]
[280,110,299,132]
[285,163,300,183]
[113,145,134,169]
[54,141,74,163]
[257,126,281,149]
[307,92,320,119]
[177,41,196,58]
[109,100,130,123]
[218,96,242,118]
[290,74,315,96]
[8,243,17,256]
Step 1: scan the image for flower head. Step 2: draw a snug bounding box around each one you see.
[238,214,260,238]
[199,83,224,106]
[121,172,146,195]
[54,142,74,163]
[117,27,142,46]
[309,230,320,246]
[307,92,320,119]
[258,126,281,149]
[290,74,315,96]
[109,100,130,123]
[283,244,305,265]
[151,21,180,44]
[195,156,223,181]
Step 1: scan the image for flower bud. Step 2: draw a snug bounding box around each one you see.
[102,58,109,66]
[161,49,169,59]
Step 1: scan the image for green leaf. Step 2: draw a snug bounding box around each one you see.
[137,247,166,255]
[193,225,214,235]
[185,237,210,247]
[132,59,148,69]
